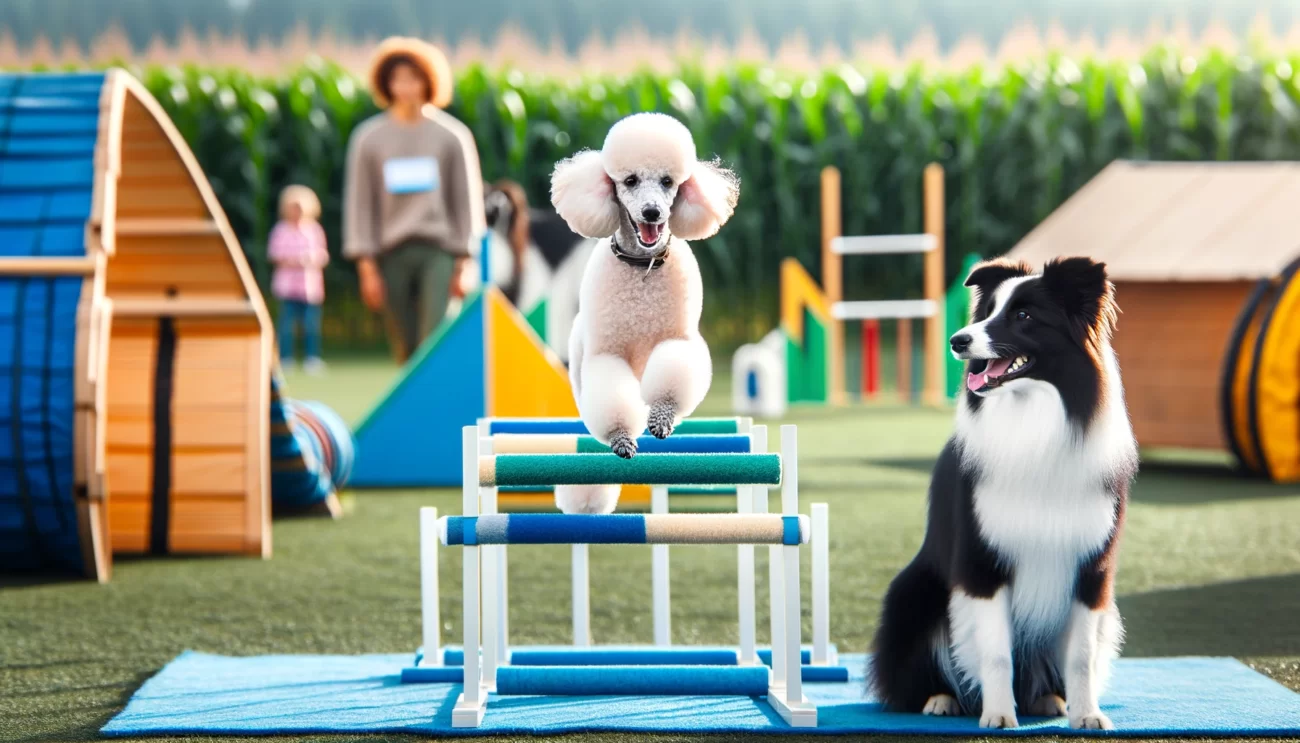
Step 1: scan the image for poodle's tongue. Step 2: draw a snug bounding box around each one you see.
[637,222,662,246]
[966,358,1014,392]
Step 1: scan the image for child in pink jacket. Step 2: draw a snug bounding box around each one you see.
[270,185,330,374]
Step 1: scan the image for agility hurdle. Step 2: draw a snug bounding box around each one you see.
[473,418,838,659]
[481,416,755,646]
[465,419,838,658]
[422,424,823,728]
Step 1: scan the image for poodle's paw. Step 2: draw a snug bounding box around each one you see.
[979,708,1019,729]
[608,431,637,459]
[555,485,620,514]
[1028,694,1067,717]
[647,400,676,439]
[922,694,961,716]
[1069,710,1113,730]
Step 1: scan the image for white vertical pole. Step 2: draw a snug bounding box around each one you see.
[781,424,803,705]
[811,503,830,666]
[481,484,499,689]
[572,543,590,646]
[480,428,509,662]
[461,425,482,706]
[651,485,671,646]
[738,425,765,665]
[419,506,440,667]
[766,449,785,693]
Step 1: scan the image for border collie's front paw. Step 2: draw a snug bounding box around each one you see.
[647,400,676,439]
[979,709,1019,729]
[609,431,637,459]
[1070,711,1113,730]
[922,694,960,716]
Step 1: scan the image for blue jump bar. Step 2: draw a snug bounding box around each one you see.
[497,485,740,495]
[495,664,770,696]
[487,418,741,435]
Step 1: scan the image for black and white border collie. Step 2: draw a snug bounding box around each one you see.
[868,257,1138,730]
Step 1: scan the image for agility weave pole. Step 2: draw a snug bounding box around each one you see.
[423,424,819,728]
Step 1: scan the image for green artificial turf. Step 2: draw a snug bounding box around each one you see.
[3,357,1300,743]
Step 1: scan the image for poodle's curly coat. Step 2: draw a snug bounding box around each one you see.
[549,113,739,514]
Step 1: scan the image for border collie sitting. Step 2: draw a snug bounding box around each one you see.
[868,257,1138,730]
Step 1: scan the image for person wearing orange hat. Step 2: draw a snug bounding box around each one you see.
[343,37,484,363]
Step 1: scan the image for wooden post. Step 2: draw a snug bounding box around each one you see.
[897,318,912,402]
[922,163,946,407]
[820,167,845,406]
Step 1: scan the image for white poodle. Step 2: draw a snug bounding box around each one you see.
[548,113,739,513]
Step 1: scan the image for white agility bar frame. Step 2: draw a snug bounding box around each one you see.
[442,423,815,728]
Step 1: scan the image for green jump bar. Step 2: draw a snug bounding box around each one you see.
[479,453,782,487]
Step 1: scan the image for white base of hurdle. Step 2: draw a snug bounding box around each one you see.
[452,692,487,727]
[769,691,819,728]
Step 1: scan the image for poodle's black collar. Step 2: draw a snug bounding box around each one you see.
[610,238,670,272]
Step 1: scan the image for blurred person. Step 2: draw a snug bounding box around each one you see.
[269,184,330,374]
[343,37,484,363]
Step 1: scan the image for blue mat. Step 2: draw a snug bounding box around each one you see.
[102,652,1300,737]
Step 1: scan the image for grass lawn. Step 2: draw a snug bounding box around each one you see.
[4,356,1300,743]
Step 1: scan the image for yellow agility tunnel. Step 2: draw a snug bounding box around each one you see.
[1007,160,1300,482]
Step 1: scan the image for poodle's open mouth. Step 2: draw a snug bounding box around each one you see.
[635,221,664,248]
[966,355,1034,392]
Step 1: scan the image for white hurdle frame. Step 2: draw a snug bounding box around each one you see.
[650,485,670,646]
[446,423,815,728]
[454,425,487,726]
[736,424,765,666]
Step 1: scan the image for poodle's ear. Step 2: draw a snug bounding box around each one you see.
[670,158,739,241]
[551,150,620,238]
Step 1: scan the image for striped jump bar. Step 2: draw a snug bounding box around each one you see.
[479,453,781,487]
[487,417,743,435]
[439,514,809,546]
[491,434,751,454]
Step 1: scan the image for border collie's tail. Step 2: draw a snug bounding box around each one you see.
[868,559,954,711]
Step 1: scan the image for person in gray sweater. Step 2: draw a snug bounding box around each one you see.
[344,36,484,363]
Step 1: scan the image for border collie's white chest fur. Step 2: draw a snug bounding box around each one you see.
[954,352,1135,641]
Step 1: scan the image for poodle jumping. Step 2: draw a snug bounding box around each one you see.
[549,113,739,513]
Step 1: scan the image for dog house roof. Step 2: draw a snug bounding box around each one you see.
[1006,160,1300,281]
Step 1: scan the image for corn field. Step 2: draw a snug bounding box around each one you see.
[113,46,1300,348]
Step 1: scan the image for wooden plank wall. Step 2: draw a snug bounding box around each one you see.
[102,78,269,557]
[106,318,264,555]
[1113,280,1254,451]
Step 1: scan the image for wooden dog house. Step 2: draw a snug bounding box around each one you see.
[0,70,273,581]
[1006,160,1300,455]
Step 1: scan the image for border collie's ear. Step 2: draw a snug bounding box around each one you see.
[1041,257,1118,343]
[964,259,1032,290]
[669,158,740,240]
[551,150,619,238]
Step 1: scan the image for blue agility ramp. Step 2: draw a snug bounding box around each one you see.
[348,293,486,487]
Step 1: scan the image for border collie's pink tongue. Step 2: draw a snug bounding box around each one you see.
[966,358,1014,391]
[637,222,662,245]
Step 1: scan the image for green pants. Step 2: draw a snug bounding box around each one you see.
[377,240,458,361]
